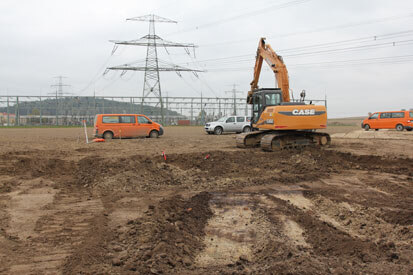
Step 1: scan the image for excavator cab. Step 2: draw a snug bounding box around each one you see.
[252,88,283,124]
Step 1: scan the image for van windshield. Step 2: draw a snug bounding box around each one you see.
[369,113,379,119]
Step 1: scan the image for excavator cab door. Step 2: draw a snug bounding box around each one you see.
[252,94,264,124]
[252,89,283,124]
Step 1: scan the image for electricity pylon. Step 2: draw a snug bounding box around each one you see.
[50,76,71,125]
[107,14,202,124]
[225,84,243,115]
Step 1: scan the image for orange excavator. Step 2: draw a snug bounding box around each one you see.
[236,38,331,151]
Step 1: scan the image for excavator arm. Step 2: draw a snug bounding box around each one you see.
[247,38,290,104]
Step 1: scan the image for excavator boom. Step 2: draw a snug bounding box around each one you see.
[248,38,290,104]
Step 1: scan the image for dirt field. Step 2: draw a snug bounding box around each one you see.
[0,125,412,274]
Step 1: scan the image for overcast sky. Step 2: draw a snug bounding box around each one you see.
[0,0,412,117]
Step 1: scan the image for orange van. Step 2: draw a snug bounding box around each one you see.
[94,114,164,139]
[361,111,413,131]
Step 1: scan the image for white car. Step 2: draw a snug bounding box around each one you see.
[205,116,252,135]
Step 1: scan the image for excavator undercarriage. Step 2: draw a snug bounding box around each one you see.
[236,130,331,151]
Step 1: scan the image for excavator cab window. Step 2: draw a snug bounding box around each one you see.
[265,93,282,106]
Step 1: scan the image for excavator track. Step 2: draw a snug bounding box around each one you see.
[261,131,331,151]
[237,130,331,151]
[236,131,266,148]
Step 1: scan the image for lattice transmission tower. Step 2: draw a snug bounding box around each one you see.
[107,14,202,124]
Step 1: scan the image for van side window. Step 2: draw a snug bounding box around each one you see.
[138,116,150,124]
[237,117,245,122]
[102,116,119,123]
[391,112,405,118]
[380,113,392,119]
[120,116,136,123]
[410,112,413,118]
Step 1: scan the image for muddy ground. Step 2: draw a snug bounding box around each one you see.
[0,126,412,274]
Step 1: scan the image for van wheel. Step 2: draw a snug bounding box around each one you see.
[364,124,370,131]
[396,124,404,131]
[406,128,412,132]
[214,127,223,135]
[149,130,159,138]
[103,131,113,140]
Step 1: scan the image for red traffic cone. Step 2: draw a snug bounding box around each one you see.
[162,151,167,161]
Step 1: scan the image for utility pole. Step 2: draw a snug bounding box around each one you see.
[190,98,193,124]
[50,76,71,125]
[107,14,202,125]
[7,96,9,126]
[225,84,243,115]
[218,98,221,118]
[165,91,169,125]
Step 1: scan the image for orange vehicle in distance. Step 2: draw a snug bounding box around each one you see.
[94,114,164,139]
[361,110,413,131]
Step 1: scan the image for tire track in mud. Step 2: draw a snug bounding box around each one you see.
[190,185,412,274]
[4,187,103,274]
[261,186,411,274]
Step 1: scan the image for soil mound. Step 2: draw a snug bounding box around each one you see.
[110,192,213,273]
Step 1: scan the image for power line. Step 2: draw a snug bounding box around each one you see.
[205,54,413,71]
[283,39,413,58]
[181,29,413,65]
[200,11,413,48]
[76,54,114,95]
[165,0,314,37]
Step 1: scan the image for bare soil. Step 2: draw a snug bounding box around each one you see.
[0,125,412,274]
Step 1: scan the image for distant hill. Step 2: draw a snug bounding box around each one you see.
[0,97,182,117]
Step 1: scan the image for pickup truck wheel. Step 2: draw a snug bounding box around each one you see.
[363,124,370,131]
[243,126,251,133]
[149,130,159,138]
[103,131,113,140]
[396,124,404,131]
[214,127,223,135]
